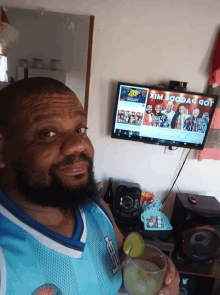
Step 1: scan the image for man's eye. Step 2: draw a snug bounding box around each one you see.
[40,131,57,138]
[76,127,88,133]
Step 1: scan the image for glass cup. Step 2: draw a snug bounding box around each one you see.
[32,58,43,69]
[19,59,29,68]
[50,59,61,71]
[123,244,167,295]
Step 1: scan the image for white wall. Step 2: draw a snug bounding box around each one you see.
[5,6,90,105]
[4,0,220,208]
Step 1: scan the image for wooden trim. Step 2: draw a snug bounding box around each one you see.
[84,15,95,118]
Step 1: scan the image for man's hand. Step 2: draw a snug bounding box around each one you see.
[158,256,180,295]
[98,199,180,294]
[121,255,180,295]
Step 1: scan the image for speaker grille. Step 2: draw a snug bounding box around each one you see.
[182,226,220,261]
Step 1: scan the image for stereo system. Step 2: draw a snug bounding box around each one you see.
[113,181,142,226]
[112,184,220,264]
[171,193,220,264]
[113,182,172,241]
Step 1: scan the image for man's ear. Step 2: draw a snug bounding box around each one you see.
[0,133,6,168]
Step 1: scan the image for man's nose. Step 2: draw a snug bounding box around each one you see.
[60,133,87,156]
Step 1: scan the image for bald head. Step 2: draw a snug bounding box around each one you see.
[0,77,73,137]
[155,104,162,115]
[166,101,174,113]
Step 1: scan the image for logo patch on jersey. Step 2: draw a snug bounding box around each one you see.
[31,283,62,295]
[105,236,120,275]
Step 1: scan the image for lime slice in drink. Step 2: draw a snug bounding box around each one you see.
[123,232,145,258]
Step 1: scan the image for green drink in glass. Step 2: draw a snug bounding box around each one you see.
[123,244,167,295]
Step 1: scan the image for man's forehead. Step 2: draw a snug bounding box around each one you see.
[15,92,85,124]
[19,92,78,107]
[31,109,86,124]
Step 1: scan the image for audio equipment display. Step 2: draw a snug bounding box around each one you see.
[113,181,142,226]
[171,193,220,264]
[111,82,219,150]
[179,273,214,295]
[179,274,198,295]
[113,181,172,241]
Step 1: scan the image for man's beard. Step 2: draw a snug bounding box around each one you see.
[14,154,99,217]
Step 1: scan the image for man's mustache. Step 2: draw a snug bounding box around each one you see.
[53,153,93,170]
[12,153,93,178]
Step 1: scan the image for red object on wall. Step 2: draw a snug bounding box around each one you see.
[209,31,220,86]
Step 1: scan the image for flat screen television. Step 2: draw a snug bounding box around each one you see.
[111,82,219,150]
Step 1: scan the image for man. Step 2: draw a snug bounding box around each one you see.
[136,116,142,125]
[151,104,168,127]
[143,104,155,125]
[199,112,210,133]
[123,113,129,124]
[117,114,121,123]
[162,101,175,128]
[129,115,136,124]
[120,114,127,124]
[0,78,179,295]
[184,107,201,132]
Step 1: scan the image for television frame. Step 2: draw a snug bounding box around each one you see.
[111,82,219,150]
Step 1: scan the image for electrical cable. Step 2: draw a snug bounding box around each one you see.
[162,148,191,204]
[169,146,178,151]
[175,183,181,194]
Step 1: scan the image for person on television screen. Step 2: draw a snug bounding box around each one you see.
[123,114,130,124]
[118,114,127,124]
[143,104,155,125]
[171,103,190,130]
[0,77,179,295]
[137,120,142,126]
[183,107,202,132]
[133,115,140,125]
[151,104,168,127]
[117,115,121,123]
[161,101,175,128]
[198,112,210,133]
[120,87,128,101]
[128,115,136,124]
[119,114,123,123]
[136,116,142,125]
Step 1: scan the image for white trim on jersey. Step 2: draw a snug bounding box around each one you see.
[93,203,114,231]
[0,246,6,295]
[79,207,87,243]
[0,204,87,259]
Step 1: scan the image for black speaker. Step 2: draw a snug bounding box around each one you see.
[171,193,220,264]
[113,181,141,226]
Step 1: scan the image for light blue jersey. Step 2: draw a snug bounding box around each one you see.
[0,189,122,295]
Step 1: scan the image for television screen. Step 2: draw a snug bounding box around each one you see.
[111,82,219,150]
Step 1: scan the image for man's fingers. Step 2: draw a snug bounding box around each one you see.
[164,256,176,285]
[159,267,180,295]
